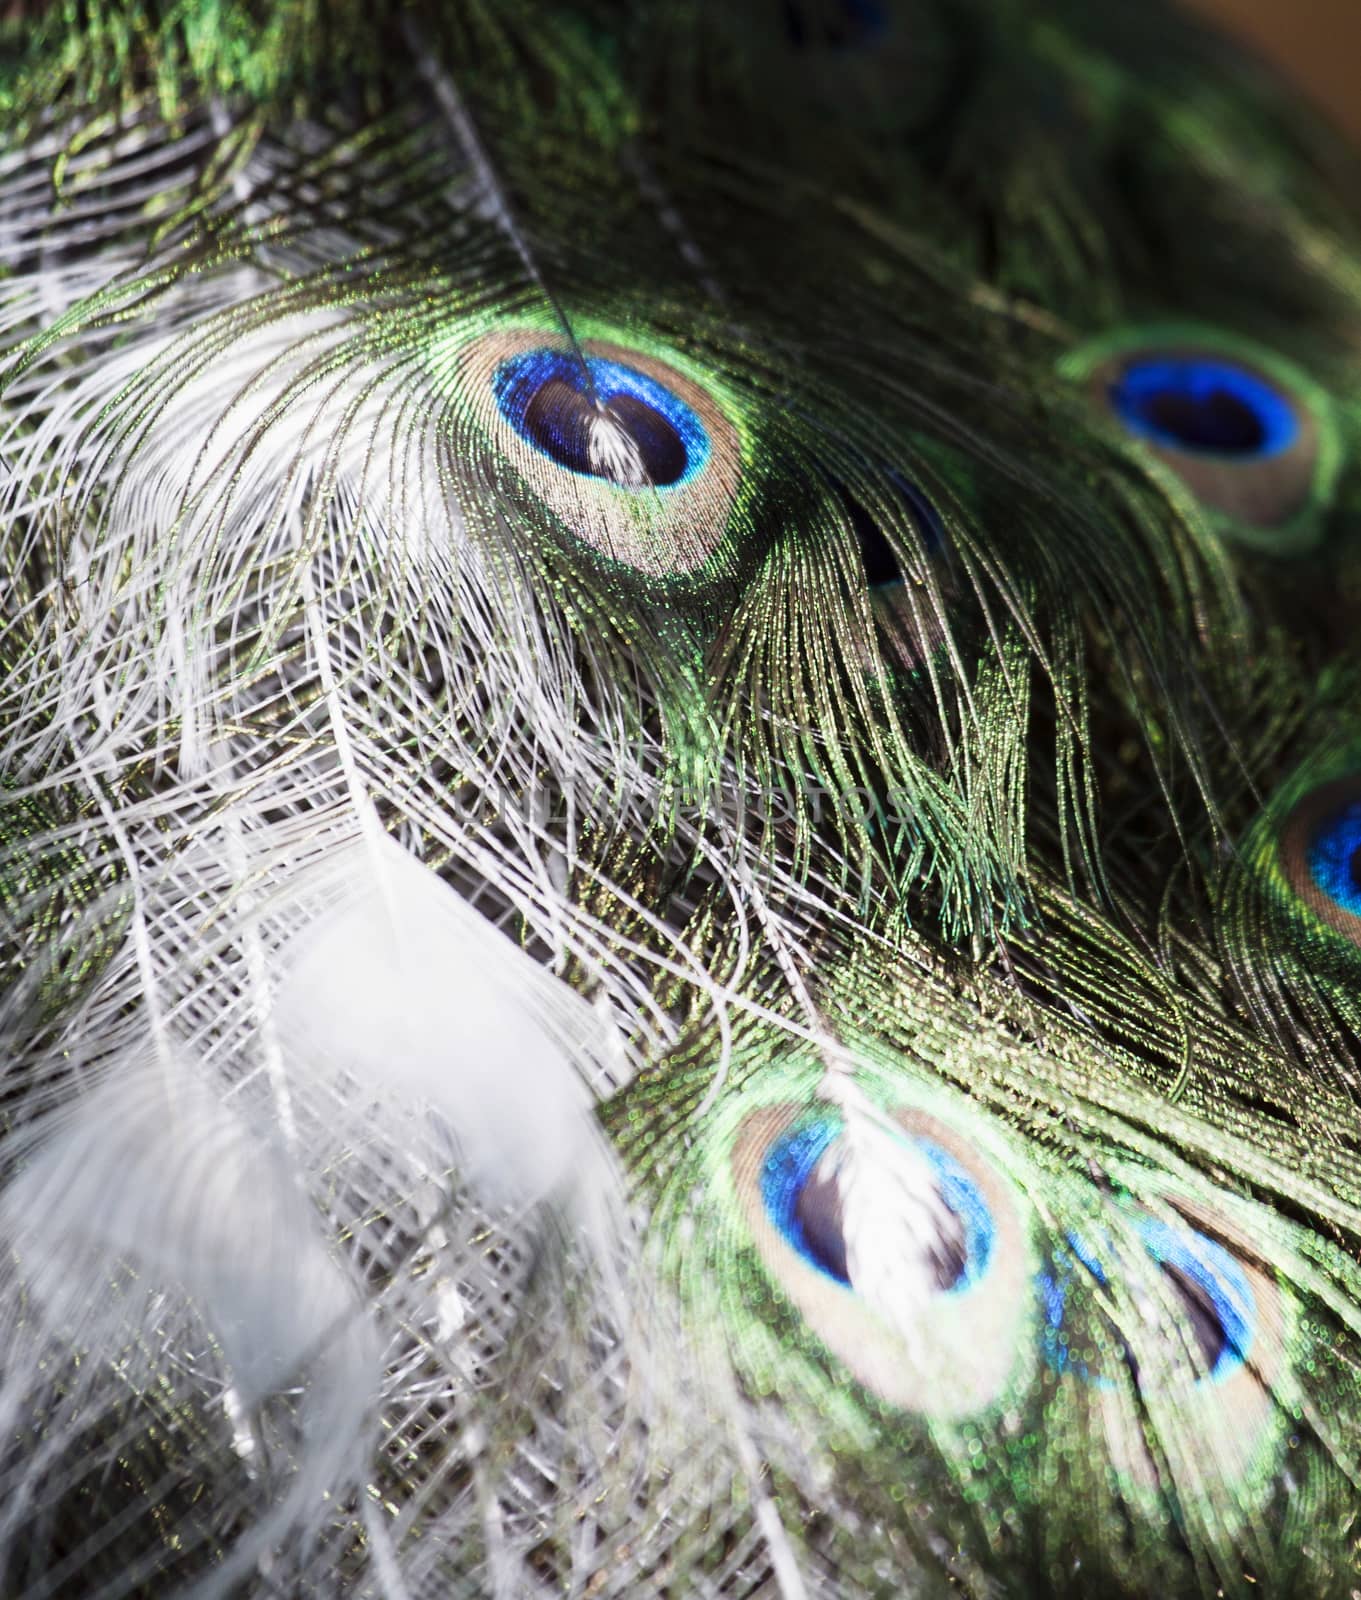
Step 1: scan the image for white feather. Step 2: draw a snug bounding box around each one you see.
[272,830,613,1208]
[0,1053,378,1597]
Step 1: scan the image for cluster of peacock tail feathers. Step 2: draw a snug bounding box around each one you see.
[4,1,1361,1594]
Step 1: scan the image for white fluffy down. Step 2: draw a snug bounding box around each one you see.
[274,832,611,1209]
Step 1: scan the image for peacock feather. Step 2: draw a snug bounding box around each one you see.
[3,1,1361,1594]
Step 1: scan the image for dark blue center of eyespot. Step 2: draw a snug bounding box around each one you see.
[1307,798,1361,918]
[784,0,888,50]
[493,349,710,489]
[759,1117,993,1294]
[1137,1217,1253,1381]
[1109,357,1298,460]
[1041,1219,1253,1386]
[846,474,944,590]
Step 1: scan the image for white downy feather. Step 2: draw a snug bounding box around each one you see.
[0,1054,378,1599]
[272,829,614,1208]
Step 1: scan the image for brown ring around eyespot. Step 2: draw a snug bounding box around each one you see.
[1279,776,1361,947]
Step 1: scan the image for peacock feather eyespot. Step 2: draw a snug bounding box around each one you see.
[1061,325,1342,554]
[760,1115,993,1292]
[1043,1196,1286,1502]
[1049,1207,1270,1390]
[1131,1215,1256,1386]
[733,1101,1034,1419]
[492,349,710,491]
[450,327,744,579]
[1280,776,1361,947]
[1107,357,1299,464]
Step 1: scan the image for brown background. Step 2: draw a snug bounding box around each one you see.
[1186,0,1361,141]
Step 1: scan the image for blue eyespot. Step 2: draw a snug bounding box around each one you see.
[760,1118,994,1293]
[494,349,711,489]
[1306,798,1361,919]
[1042,1217,1254,1386]
[1109,357,1299,461]
[1135,1217,1254,1383]
[1066,327,1333,544]
[762,1119,846,1281]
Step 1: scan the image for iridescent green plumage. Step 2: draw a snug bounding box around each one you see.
[2,2,1361,1596]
